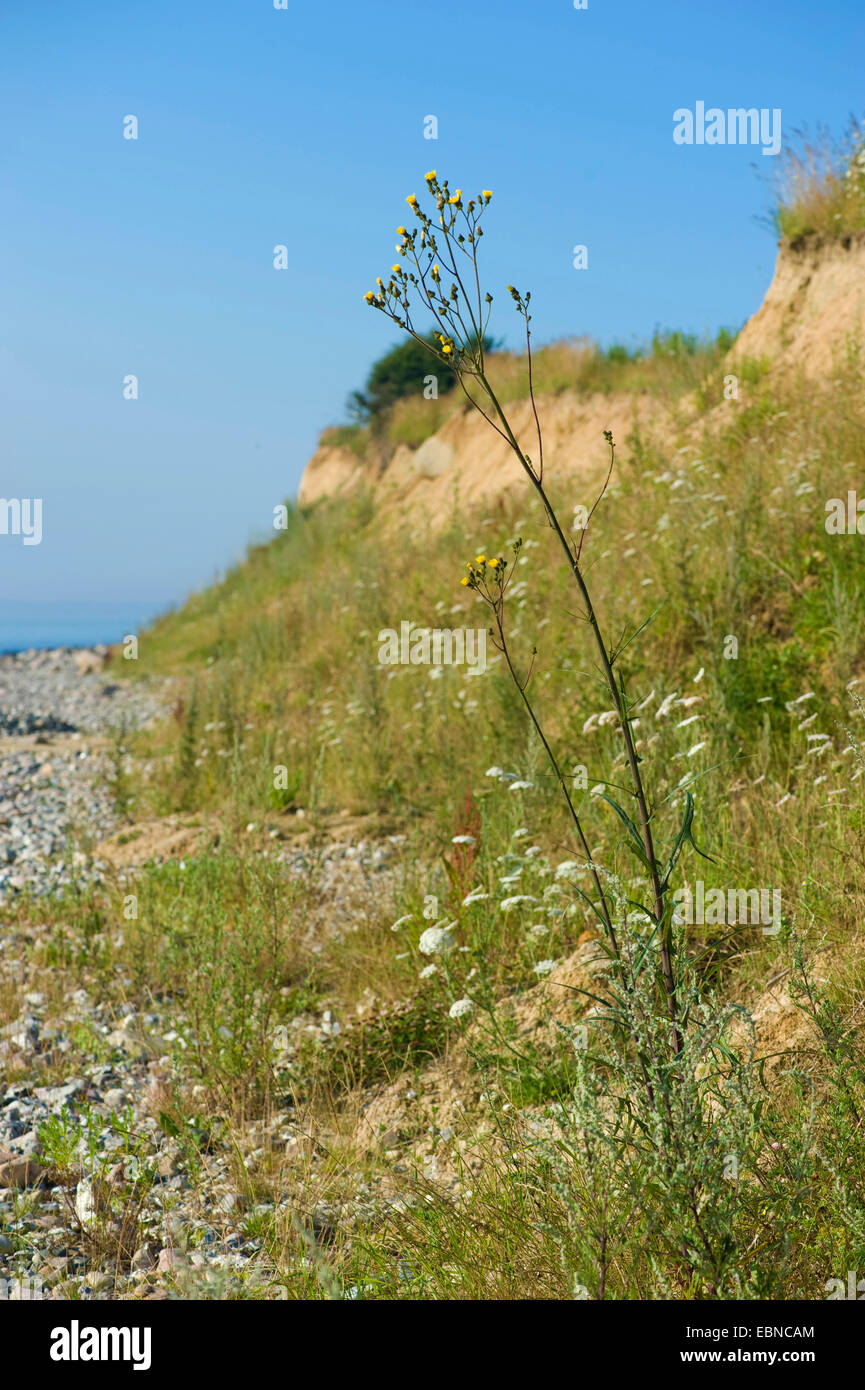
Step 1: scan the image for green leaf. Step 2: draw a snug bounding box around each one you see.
[660,790,716,892]
[599,792,654,871]
[158,1111,181,1140]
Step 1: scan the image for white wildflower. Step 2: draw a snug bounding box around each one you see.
[785,692,815,712]
[419,925,456,956]
[533,960,558,977]
[448,998,474,1020]
[555,861,582,881]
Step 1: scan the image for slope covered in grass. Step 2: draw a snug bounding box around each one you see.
[55,336,859,1298]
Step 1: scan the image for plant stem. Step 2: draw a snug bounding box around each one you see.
[477,377,683,1055]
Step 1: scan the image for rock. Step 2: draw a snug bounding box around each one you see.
[216,1192,246,1215]
[131,1243,157,1272]
[33,1078,85,1109]
[413,437,453,479]
[309,1208,336,1246]
[106,1029,146,1058]
[0,1232,13,1253]
[80,1271,114,1294]
[103,1088,126,1110]
[0,1151,45,1188]
[8,1130,41,1157]
[156,1150,181,1179]
[74,1178,98,1225]
[74,649,110,675]
[155,1247,184,1273]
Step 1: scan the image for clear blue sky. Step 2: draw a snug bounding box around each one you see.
[2,0,863,614]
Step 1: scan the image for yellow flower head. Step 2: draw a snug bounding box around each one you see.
[489,557,499,568]
[363,291,375,303]
[425,170,437,181]
[475,554,486,565]
[442,344,453,355]
[448,189,462,204]
[406,194,418,206]
[396,225,407,235]
[482,190,492,200]
[460,576,469,586]
[392,264,400,273]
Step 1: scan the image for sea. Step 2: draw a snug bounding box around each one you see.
[0,601,168,655]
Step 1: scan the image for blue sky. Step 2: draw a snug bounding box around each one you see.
[2,0,863,619]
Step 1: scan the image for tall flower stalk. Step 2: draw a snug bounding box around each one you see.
[364,172,699,1057]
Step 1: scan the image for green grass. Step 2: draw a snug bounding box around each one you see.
[774,120,865,240]
[317,328,742,456]
[5,323,865,1298]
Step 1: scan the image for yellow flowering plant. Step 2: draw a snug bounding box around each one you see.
[364,173,714,1067]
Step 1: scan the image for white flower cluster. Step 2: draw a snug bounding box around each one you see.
[419,924,456,956]
[448,998,474,1020]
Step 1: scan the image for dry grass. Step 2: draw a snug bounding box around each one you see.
[774,119,865,240]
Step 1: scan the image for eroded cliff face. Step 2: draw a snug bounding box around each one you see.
[298,233,865,522]
[732,230,865,373]
[299,389,683,524]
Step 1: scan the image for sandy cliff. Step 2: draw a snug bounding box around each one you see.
[299,233,865,521]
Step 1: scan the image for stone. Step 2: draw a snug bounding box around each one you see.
[33,1076,84,1112]
[0,1151,45,1188]
[74,1178,97,1225]
[156,1150,181,1179]
[413,437,453,479]
[155,1247,183,1273]
[130,1243,157,1273]
[74,649,110,675]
